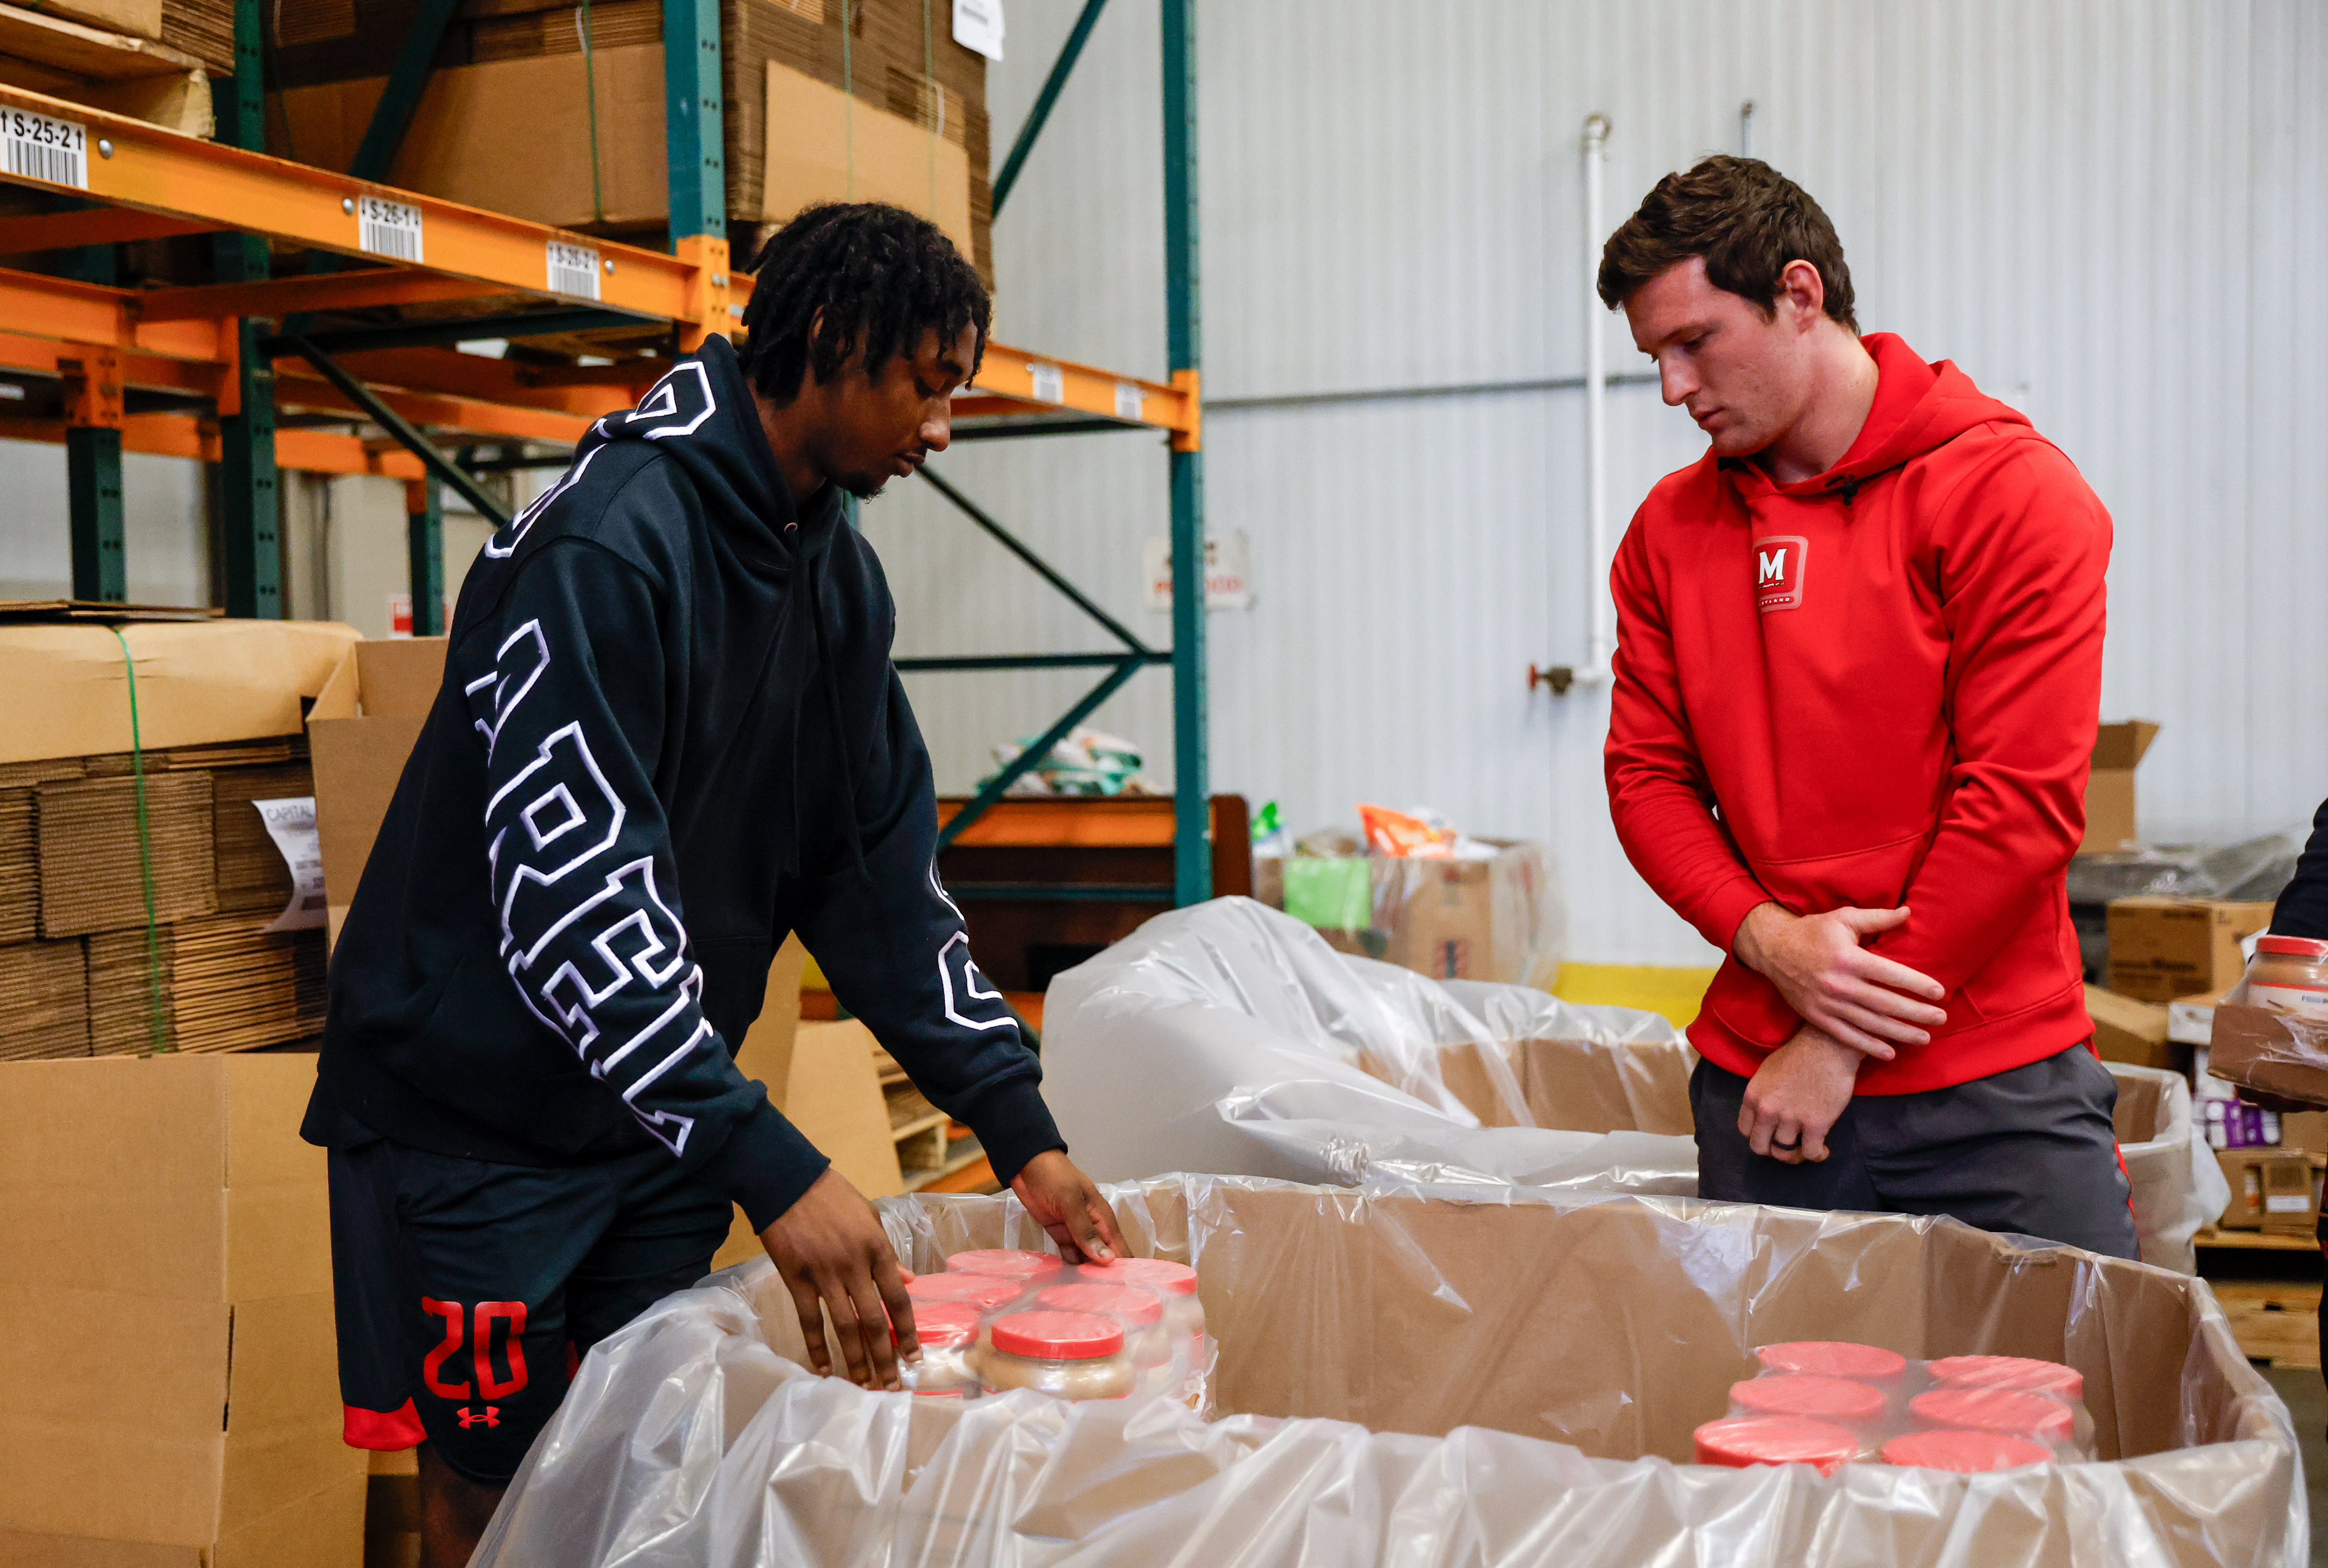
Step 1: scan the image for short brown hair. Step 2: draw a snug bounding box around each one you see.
[1596,156,1857,331]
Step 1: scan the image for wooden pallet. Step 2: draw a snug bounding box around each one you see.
[2214,1281,2321,1369]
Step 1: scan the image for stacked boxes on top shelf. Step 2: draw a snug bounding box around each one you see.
[267,0,991,281]
[0,0,230,139]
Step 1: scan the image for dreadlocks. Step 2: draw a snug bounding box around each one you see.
[736,203,990,406]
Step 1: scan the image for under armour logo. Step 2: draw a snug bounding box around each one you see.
[456,1406,501,1428]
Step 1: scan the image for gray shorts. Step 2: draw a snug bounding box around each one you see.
[1690,1043,2140,1259]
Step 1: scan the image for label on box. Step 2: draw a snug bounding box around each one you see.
[1029,361,1064,404]
[1,108,88,190]
[952,0,1003,60]
[255,797,327,933]
[547,240,603,300]
[2250,982,2328,1019]
[2266,1193,2311,1214]
[1114,381,1145,422]
[358,196,425,263]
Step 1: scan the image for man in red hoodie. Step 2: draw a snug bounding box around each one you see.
[1596,157,2136,1256]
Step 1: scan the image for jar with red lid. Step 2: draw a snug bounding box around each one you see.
[1753,1342,1906,1383]
[1928,1354,2081,1400]
[1693,1415,1857,1475]
[908,1271,1025,1314]
[1880,1429,2051,1473]
[2244,936,2328,1020]
[1091,1258,1207,1392]
[947,1249,1067,1284]
[974,1310,1135,1401]
[902,1302,984,1398]
[1036,1281,1176,1398]
[1728,1374,1886,1439]
[1909,1386,2077,1450]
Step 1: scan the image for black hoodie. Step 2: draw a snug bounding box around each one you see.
[305,336,1063,1228]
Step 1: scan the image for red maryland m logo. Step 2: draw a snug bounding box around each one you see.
[1755,535,1809,613]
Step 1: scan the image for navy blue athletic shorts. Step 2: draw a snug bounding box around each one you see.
[326,1133,733,1483]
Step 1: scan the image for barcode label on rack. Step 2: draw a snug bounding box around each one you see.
[1114,381,1144,422]
[547,240,602,300]
[357,196,424,262]
[1029,362,1064,404]
[1,108,87,190]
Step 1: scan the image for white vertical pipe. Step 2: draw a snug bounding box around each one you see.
[1580,113,1613,686]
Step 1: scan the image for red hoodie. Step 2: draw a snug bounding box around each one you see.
[1605,333,2111,1093]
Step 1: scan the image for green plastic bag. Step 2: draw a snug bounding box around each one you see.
[1282,857,1371,931]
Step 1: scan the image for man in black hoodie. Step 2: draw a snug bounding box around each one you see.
[305,203,1126,1563]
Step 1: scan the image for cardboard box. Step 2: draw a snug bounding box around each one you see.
[491,1175,2305,1566]
[1376,840,1554,988]
[2207,998,2328,1105]
[762,59,973,254]
[306,637,445,948]
[2082,718,2157,853]
[0,620,360,767]
[2085,983,2174,1069]
[2105,897,2272,1003]
[0,1054,364,1564]
[2215,1147,2320,1232]
[275,50,973,253]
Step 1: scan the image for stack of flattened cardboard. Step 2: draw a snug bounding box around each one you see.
[211,753,316,915]
[36,769,217,938]
[85,913,327,1056]
[0,939,89,1058]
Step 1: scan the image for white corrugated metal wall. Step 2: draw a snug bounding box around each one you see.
[863,0,2328,967]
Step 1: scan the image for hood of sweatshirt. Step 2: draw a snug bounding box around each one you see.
[1720,333,2032,507]
[533,334,860,878]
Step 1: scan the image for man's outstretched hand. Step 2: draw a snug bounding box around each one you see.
[1011,1149,1129,1264]
[1734,901,1950,1060]
[759,1166,916,1391]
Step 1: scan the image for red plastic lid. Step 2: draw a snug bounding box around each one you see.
[1928,1355,2083,1400]
[1910,1387,2074,1442]
[910,1301,981,1349]
[1036,1282,1163,1327]
[988,1309,1124,1361]
[1729,1374,1887,1423]
[2257,935,2328,961]
[909,1272,1023,1310]
[1881,1429,2053,1473]
[1754,1342,1907,1380]
[1093,1257,1200,1296]
[947,1249,1066,1280]
[1693,1416,1858,1474]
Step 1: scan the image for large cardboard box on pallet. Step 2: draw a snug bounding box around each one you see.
[0,1053,363,1565]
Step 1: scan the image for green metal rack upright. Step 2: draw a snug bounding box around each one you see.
[213,0,281,617]
[1160,0,1208,906]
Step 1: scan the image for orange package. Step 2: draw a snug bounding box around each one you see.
[1358,804,1456,858]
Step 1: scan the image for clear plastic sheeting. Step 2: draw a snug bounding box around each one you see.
[1041,898,1699,1194]
[473,1176,2304,1568]
[2111,1062,2233,1274]
[1044,898,2223,1273]
[2066,831,2303,906]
